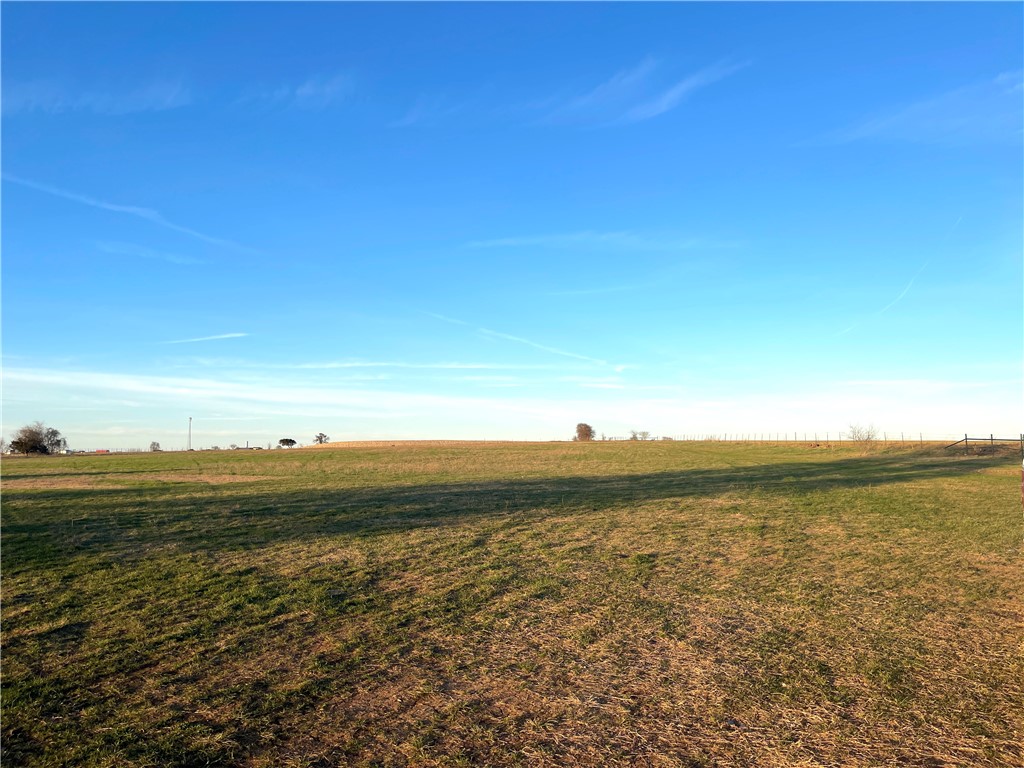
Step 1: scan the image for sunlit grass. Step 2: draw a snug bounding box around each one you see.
[3,441,1022,767]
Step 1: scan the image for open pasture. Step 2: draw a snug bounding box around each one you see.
[2,441,1022,767]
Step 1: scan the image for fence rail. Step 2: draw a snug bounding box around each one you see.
[944,434,1024,454]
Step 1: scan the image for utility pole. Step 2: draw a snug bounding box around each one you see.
[188,417,192,451]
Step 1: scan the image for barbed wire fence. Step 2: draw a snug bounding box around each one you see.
[597,432,1024,451]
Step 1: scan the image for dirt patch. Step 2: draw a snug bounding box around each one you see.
[2,476,103,490]
[3,473,273,490]
[132,472,275,485]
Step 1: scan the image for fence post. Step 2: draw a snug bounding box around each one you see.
[990,434,994,446]
[964,433,969,456]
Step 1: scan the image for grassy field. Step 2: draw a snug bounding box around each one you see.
[2,441,1022,767]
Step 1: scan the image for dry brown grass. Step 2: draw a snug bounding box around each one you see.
[2,442,1021,767]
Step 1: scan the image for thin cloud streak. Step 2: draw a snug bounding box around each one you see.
[3,174,255,253]
[545,284,651,298]
[540,57,747,126]
[423,311,613,367]
[466,230,732,251]
[390,93,467,128]
[236,74,354,110]
[422,311,471,326]
[175,357,561,372]
[3,80,191,115]
[837,217,961,336]
[542,58,658,125]
[291,361,551,371]
[814,71,1023,146]
[164,333,249,345]
[479,328,608,366]
[835,260,930,337]
[620,59,750,123]
[1,367,577,419]
[96,241,204,266]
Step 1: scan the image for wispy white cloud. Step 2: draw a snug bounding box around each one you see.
[422,311,614,368]
[290,360,547,371]
[558,375,626,390]
[836,217,961,336]
[175,357,559,372]
[164,333,249,345]
[0,367,572,421]
[835,260,930,337]
[2,174,255,253]
[545,284,651,298]
[816,71,1023,146]
[4,366,1019,447]
[390,93,467,127]
[620,59,749,123]
[96,241,203,266]
[237,74,353,110]
[2,80,191,115]
[543,58,658,125]
[541,57,747,126]
[452,375,526,388]
[466,230,731,251]
[479,328,608,366]
[422,311,471,326]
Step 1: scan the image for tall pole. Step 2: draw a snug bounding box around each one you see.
[188,417,192,451]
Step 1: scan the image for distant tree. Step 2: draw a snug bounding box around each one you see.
[10,422,66,455]
[0,437,7,453]
[149,441,161,452]
[574,423,596,442]
[638,430,652,441]
[313,432,330,445]
[279,438,297,448]
[848,424,877,442]
[629,430,639,441]
[229,444,238,450]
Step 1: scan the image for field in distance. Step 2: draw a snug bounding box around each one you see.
[2,441,1022,767]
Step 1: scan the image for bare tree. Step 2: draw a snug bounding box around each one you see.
[638,430,652,441]
[574,423,596,442]
[314,432,330,445]
[629,430,639,441]
[149,441,162,452]
[848,424,877,443]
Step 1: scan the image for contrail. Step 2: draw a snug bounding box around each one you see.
[3,173,257,253]
[164,333,249,344]
[837,215,962,336]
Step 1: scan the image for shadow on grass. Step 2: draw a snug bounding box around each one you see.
[2,453,1010,565]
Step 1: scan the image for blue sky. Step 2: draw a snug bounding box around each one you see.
[3,3,1021,449]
